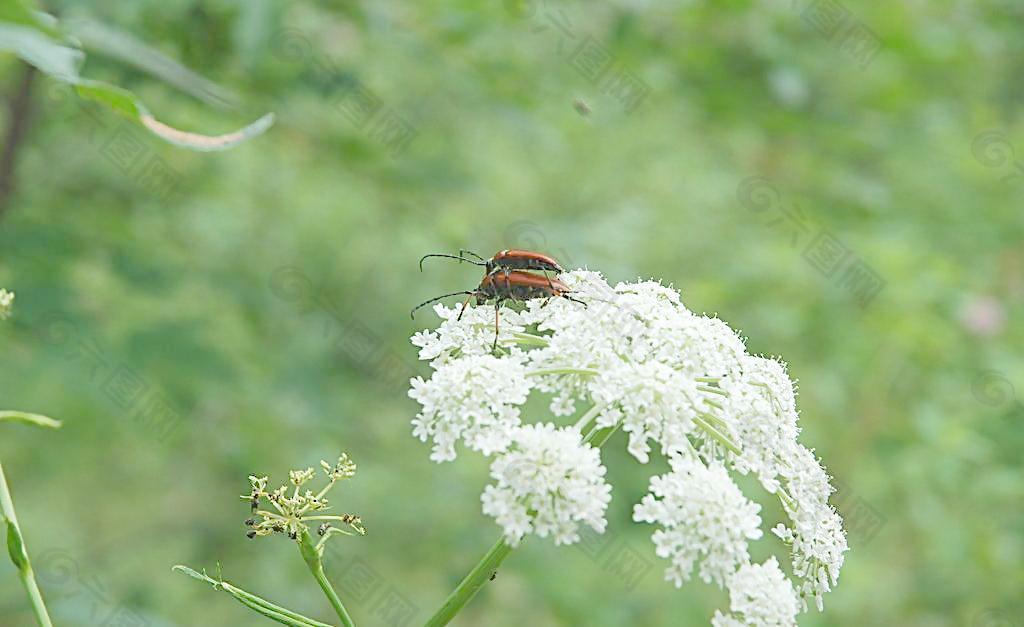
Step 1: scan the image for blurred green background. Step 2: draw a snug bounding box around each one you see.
[1,1,1022,625]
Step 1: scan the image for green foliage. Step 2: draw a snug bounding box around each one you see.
[4,519,27,573]
[0,0,272,150]
[0,411,61,429]
[173,565,335,627]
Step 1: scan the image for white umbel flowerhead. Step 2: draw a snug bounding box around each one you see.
[711,557,800,627]
[481,423,611,547]
[633,456,762,588]
[0,289,13,320]
[408,270,847,621]
[409,354,530,461]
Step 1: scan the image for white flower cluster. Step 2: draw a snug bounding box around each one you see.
[409,353,530,461]
[409,270,847,623]
[633,456,763,588]
[0,289,13,320]
[482,423,611,547]
[712,558,800,627]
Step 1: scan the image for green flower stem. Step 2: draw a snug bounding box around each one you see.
[298,531,355,627]
[0,461,53,627]
[425,420,622,626]
[693,415,741,455]
[572,402,606,432]
[526,367,599,377]
[173,565,332,627]
[777,489,796,511]
[508,332,549,347]
[424,536,513,627]
[697,385,729,397]
[583,421,621,447]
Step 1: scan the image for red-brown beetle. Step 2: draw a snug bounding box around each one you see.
[411,270,586,349]
[419,249,565,279]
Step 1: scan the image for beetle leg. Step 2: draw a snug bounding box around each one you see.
[543,270,555,290]
[564,294,588,308]
[492,300,502,351]
[457,294,473,321]
[540,297,553,309]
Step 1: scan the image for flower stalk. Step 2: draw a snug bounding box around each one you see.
[298,531,356,627]
[1,461,53,627]
[0,398,59,627]
[424,536,513,627]
[425,419,622,626]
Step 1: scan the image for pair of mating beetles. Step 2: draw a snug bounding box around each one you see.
[411,249,586,348]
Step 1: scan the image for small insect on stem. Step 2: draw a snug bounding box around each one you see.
[411,270,586,350]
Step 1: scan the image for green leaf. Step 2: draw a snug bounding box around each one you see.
[78,79,275,151]
[0,411,62,429]
[0,0,61,37]
[172,565,335,627]
[5,519,28,573]
[0,23,82,81]
[62,17,239,109]
[0,15,274,150]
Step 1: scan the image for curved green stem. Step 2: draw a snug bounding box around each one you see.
[424,536,513,627]
[0,461,53,627]
[299,531,355,627]
[173,565,333,627]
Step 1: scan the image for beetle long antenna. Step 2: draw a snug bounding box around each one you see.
[411,291,477,318]
[419,253,487,272]
[458,250,487,263]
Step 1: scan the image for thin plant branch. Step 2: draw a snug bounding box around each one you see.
[0,62,37,218]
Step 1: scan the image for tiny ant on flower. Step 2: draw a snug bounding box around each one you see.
[411,270,586,349]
